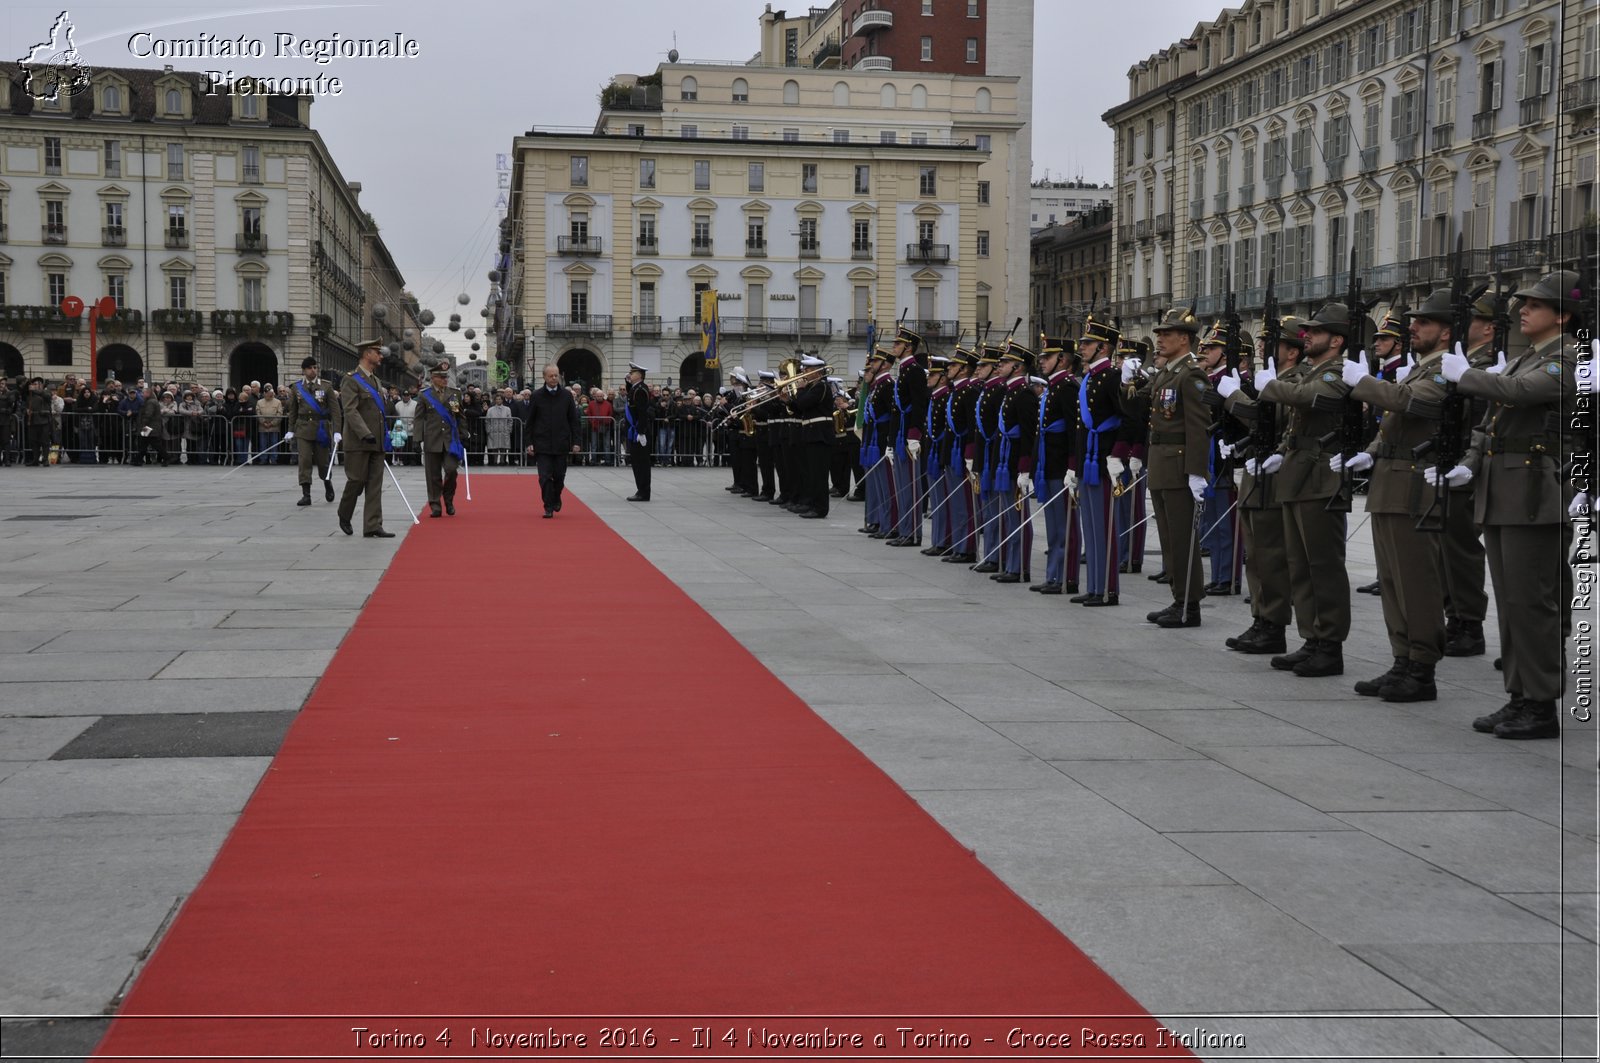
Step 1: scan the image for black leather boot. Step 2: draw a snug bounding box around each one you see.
[1354,657,1408,697]
[1155,603,1201,628]
[1444,620,1486,657]
[297,484,312,507]
[1381,659,1437,702]
[1473,699,1524,734]
[1234,621,1287,655]
[1293,640,1344,677]
[1493,699,1559,740]
[1270,640,1317,671]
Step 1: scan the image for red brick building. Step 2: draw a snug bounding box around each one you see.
[840,0,987,74]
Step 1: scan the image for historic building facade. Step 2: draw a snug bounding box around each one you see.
[1102,0,1596,339]
[0,62,417,387]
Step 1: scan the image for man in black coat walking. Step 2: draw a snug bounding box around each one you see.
[524,364,584,518]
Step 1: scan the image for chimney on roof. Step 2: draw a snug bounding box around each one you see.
[349,182,362,203]
[163,65,173,74]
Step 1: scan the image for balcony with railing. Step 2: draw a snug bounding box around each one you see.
[1432,123,1454,150]
[1292,167,1312,191]
[691,237,714,256]
[98,307,144,335]
[676,316,703,337]
[0,305,81,331]
[546,313,613,335]
[102,225,126,247]
[599,83,663,112]
[1214,190,1230,214]
[235,232,267,253]
[812,37,840,68]
[1266,175,1284,198]
[851,240,873,260]
[1325,158,1344,183]
[1117,223,1136,246]
[853,56,893,72]
[799,317,832,337]
[42,224,67,245]
[1360,146,1381,173]
[1237,185,1255,207]
[1471,111,1495,139]
[1188,200,1204,221]
[636,236,658,256]
[212,309,293,337]
[911,319,959,338]
[852,9,893,35]
[745,238,767,258]
[558,235,603,256]
[798,240,820,259]
[1154,212,1174,236]
[1563,77,1600,114]
[151,308,204,333]
[1519,97,1545,125]
[632,315,662,336]
[1135,219,1152,241]
[848,319,875,339]
[905,242,950,264]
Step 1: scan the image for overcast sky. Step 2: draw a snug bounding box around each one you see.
[5,0,1217,349]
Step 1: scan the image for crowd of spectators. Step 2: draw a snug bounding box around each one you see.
[0,374,747,469]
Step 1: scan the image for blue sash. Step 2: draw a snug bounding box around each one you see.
[294,381,331,447]
[1077,373,1122,488]
[893,376,910,458]
[859,391,878,466]
[351,372,392,453]
[421,388,465,461]
[990,396,1024,494]
[925,389,946,477]
[1035,390,1069,504]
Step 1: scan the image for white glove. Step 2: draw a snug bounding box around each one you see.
[907,439,921,460]
[1424,464,1473,487]
[333,432,343,446]
[1065,469,1079,493]
[1188,473,1207,502]
[1330,451,1374,473]
[964,457,974,476]
[635,433,647,446]
[1341,355,1371,388]
[1395,354,1416,383]
[1260,454,1284,474]
[1106,456,1127,479]
[1120,358,1140,384]
[139,426,152,437]
[1217,370,1241,399]
[1129,457,1143,478]
[1016,473,1032,497]
[1218,440,1236,460]
[1245,457,1259,476]
[283,430,295,442]
[1440,343,1470,383]
[884,447,896,466]
[1485,351,1508,374]
[1570,494,1592,519]
[1256,358,1277,388]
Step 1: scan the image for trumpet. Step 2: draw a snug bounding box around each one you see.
[728,365,829,416]
[833,402,858,438]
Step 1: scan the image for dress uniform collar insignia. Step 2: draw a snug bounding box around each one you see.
[1086,357,1112,373]
[1048,368,1071,384]
[1005,375,1026,390]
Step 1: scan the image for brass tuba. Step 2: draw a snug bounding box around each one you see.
[776,355,804,398]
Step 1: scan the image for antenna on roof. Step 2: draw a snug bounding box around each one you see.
[667,32,679,63]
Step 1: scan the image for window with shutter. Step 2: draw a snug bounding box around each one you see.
[1397,204,1415,262]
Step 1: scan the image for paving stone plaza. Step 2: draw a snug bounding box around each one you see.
[0,466,1594,1062]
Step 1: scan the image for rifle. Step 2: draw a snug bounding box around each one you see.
[1412,236,1490,533]
[1321,246,1380,513]
[1238,271,1282,511]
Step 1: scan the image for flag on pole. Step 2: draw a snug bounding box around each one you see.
[700,290,720,369]
[865,293,876,359]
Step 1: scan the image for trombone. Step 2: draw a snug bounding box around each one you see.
[727,363,829,417]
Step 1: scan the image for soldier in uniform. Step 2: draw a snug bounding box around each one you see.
[1436,295,1500,655]
[1197,322,1251,595]
[751,369,778,501]
[1443,270,1579,739]
[887,327,928,547]
[624,362,653,502]
[921,357,953,554]
[412,361,465,518]
[336,339,394,538]
[1256,303,1356,676]
[971,342,1009,569]
[1072,316,1124,605]
[1357,310,1411,594]
[991,340,1038,583]
[938,346,981,563]
[1112,339,1152,575]
[1031,335,1077,595]
[727,368,759,496]
[866,349,900,538]
[1216,317,1307,654]
[791,355,833,519]
[282,355,340,506]
[1333,289,1457,701]
[856,362,882,532]
[1131,308,1210,627]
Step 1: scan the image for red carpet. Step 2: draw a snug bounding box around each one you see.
[94,477,1190,1061]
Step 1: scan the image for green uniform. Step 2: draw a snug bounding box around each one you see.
[1139,351,1212,609]
[1260,357,1352,644]
[1351,352,1450,665]
[1459,336,1575,703]
[282,377,341,487]
[412,384,463,509]
[1223,361,1307,629]
[1435,342,1494,630]
[337,367,389,534]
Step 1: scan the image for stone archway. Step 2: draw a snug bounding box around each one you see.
[0,342,23,381]
[229,342,280,390]
[556,348,603,390]
[677,354,719,394]
[97,343,143,385]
